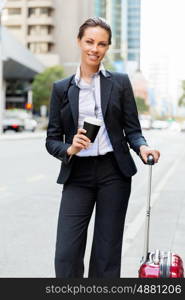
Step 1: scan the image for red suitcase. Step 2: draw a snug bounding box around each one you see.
[138,155,184,278]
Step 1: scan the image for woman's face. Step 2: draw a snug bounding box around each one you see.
[78,26,109,67]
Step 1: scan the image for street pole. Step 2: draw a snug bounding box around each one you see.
[0,0,6,135]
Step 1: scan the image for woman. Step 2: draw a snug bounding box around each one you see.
[46,17,160,278]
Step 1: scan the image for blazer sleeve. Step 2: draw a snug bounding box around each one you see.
[121,74,148,154]
[45,82,71,165]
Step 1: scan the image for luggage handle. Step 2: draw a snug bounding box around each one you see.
[147,154,155,165]
[142,154,155,263]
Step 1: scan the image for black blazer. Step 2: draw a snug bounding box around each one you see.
[46,70,148,184]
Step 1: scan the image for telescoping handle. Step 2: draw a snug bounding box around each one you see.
[142,154,155,263]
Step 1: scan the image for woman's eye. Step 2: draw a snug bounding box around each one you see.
[86,40,92,44]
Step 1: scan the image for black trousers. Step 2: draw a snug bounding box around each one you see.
[55,152,131,278]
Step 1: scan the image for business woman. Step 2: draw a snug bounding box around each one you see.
[46,17,160,278]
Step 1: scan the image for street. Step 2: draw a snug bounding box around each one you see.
[0,129,185,277]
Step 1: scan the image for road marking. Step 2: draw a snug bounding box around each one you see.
[26,174,46,182]
[122,153,185,255]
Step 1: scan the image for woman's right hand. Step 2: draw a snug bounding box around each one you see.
[67,128,91,156]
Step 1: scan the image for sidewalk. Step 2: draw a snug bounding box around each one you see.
[121,147,185,277]
[0,130,46,141]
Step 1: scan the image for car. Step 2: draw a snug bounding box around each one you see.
[168,121,181,132]
[151,120,169,130]
[140,119,152,130]
[139,115,152,130]
[3,110,24,132]
[3,109,37,132]
[180,121,185,132]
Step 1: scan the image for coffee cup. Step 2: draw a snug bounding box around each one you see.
[83,117,102,142]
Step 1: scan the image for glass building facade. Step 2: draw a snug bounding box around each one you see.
[94,0,123,62]
[127,0,141,66]
[94,0,107,18]
[94,0,141,70]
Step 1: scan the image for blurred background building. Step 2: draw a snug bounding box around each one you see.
[94,0,141,74]
[1,0,184,121]
[2,0,141,74]
[2,0,94,72]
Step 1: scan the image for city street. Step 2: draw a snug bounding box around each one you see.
[0,129,185,277]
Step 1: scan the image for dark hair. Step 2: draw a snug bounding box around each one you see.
[77,17,112,45]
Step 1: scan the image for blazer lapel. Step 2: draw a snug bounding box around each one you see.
[100,72,113,118]
[67,71,112,129]
[68,79,79,130]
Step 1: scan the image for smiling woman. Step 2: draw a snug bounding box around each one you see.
[76,18,111,82]
[46,17,160,279]
[78,28,109,66]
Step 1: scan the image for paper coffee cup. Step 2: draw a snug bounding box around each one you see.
[83,117,102,142]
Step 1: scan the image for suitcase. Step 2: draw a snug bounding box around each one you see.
[138,155,184,278]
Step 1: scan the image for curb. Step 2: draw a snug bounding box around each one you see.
[0,131,46,141]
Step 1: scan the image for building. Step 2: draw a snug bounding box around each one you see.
[94,0,106,19]
[2,0,141,75]
[94,0,141,73]
[94,0,124,70]
[2,0,59,67]
[126,0,141,69]
[2,0,94,74]
[1,26,44,112]
[54,0,94,75]
[131,70,148,104]
[142,54,172,115]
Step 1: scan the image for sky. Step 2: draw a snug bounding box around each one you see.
[140,0,185,79]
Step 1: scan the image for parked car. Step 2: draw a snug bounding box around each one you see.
[180,121,185,132]
[151,120,169,130]
[3,109,37,132]
[139,114,152,130]
[168,121,181,132]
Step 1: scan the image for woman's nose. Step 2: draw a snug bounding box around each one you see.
[91,44,98,51]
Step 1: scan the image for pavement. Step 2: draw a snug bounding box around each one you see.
[0,130,46,141]
[0,129,185,278]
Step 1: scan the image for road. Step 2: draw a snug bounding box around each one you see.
[0,129,185,277]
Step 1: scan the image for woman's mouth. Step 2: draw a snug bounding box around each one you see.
[88,54,99,61]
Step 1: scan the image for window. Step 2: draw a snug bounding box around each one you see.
[128,38,140,49]
[40,25,49,35]
[28,42,49,54]
[28,26,36,35]
[7,25,21,30]
[40,7,49,16]
[28,8,36,17]
[8,8,21,15]
[128,52,139,61]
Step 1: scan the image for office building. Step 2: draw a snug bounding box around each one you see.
[94,0,124,69]
[2,1,141,75]
[126,0,141,69]
[2,0,59,67]
[2,0,94,73]
[94,0,141,72]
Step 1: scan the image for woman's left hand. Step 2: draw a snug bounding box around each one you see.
[139,145,160,164]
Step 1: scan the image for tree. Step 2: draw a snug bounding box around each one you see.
[178,80,185,107]
[135,97,149,113]
[103,56,116,71]
[32,65,65,112]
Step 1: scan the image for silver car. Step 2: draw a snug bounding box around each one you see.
[3,109,37,132]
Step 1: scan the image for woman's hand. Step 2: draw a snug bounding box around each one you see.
[67,128,91,156]
[139,145,160,164]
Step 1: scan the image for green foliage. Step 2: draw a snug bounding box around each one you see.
[178,80,185,106]
[32,65,65,111]
[103,56,117,71]
[135,97,149,113]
